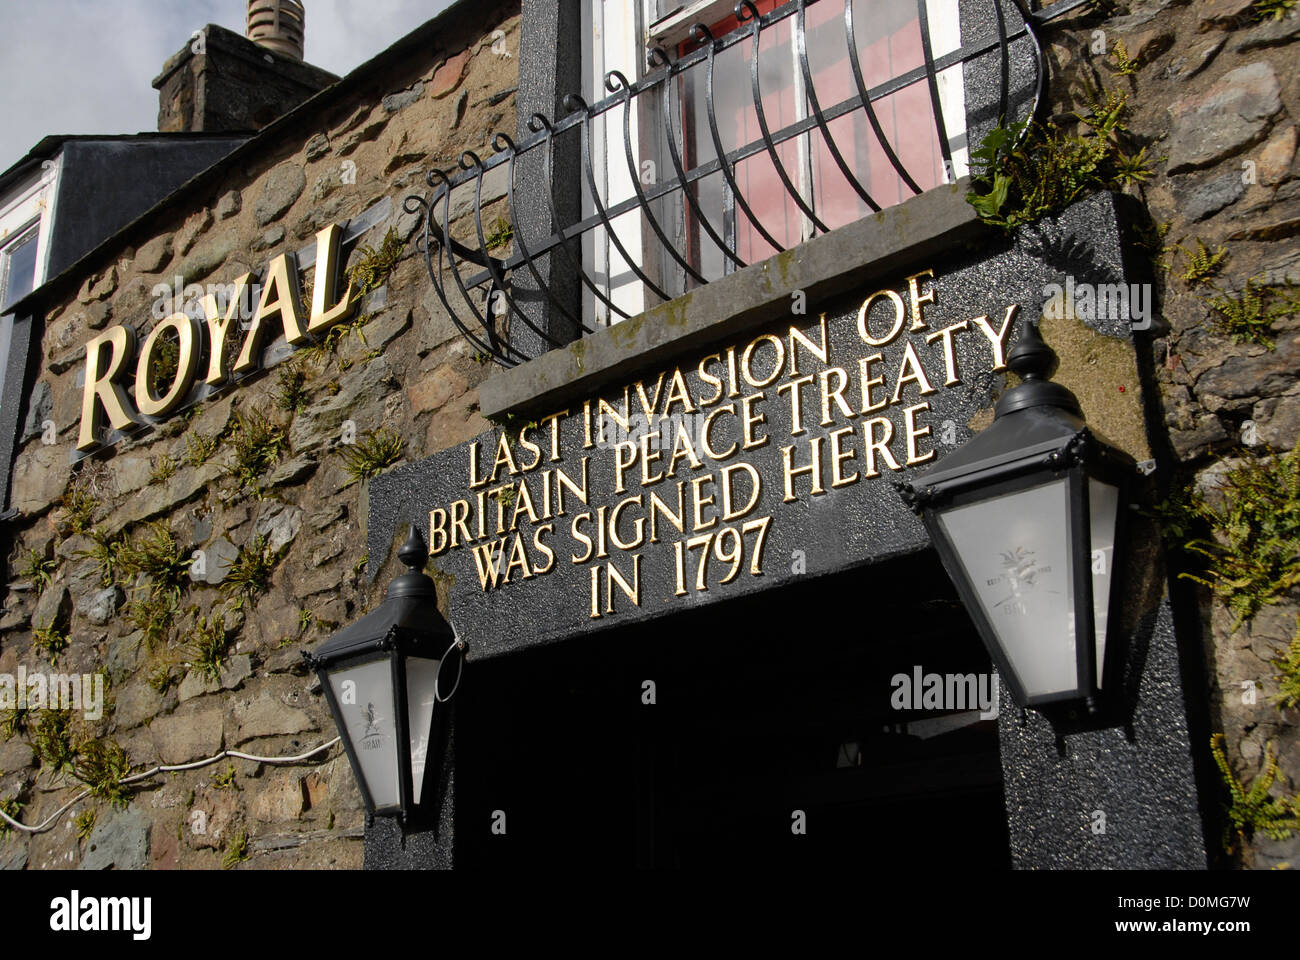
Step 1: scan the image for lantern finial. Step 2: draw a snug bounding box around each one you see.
[1006,319,1055,381]
[387,526,437,601]
[398,524,429,572]
[994,318,1082,419]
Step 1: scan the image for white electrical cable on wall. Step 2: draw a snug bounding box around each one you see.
[0,737,341,836]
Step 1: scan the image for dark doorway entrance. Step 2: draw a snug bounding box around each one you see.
[456,549,1011,868]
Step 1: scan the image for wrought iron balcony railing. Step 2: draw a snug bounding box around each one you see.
[404,0,1054,368]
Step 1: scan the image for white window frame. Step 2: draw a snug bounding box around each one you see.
[582,0,968,327]
[582,0,653,327]
[0,157,60,304]
[647,0,743,49]
[0,154,61,413]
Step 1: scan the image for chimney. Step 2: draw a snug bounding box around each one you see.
[247,0,306,61]
[153,2,336,134]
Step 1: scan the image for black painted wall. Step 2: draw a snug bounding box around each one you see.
[364,191,1210,869]
[512,0,589,354]
[47,136,248,277]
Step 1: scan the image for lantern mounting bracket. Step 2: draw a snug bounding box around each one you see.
[893,479,936,516]
[1047,428,1094,471]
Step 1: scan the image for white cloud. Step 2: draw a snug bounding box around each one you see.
[0,0,457,172]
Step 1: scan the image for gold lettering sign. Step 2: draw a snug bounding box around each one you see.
[75,223,358,453]
[78,326,137,452]
[134,312,200,417]
[424,267,1020,623]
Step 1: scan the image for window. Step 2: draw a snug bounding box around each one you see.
[416,0,1035,367]
[582,0,969,325]
[0,158,59,414]
[0,227,39,402]
[1,226,40,312]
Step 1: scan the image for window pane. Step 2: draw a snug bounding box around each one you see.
[2,231,38,311]
[936,479,1079,701]
[677,0,957,277]
[329,657,402,810]
[849,0,944,202]
[0,315,11,413]
[406,657,440,805]
[1089,481,1120,688]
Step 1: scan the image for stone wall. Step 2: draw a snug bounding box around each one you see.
[4,0,1296,874]
[0,6,520,870]
[1042,0,1300,868]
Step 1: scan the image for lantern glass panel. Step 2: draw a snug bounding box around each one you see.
[405,657,440,805]
[936,476,1078,700]
[328,657,400,809]
[1089,480,1119,688]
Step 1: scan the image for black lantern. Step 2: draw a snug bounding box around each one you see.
[305,526,461,822]
[897,321,1134,709]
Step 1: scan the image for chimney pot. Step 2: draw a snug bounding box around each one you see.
[247,0,306,61]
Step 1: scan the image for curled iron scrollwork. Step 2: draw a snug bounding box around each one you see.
[405,0,1045,367]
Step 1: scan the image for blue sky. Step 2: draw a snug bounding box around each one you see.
[0,0,458,172]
